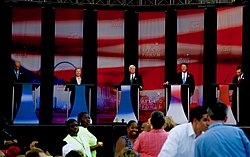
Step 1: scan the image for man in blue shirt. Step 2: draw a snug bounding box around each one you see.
[195,101,250,157]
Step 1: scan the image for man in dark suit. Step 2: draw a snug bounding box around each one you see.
[175,62,195,119]
[231,65,245,120]
[120,65,143,119]
[10,61,27,118]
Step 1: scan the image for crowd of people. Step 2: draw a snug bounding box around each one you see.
[1,101,250,157]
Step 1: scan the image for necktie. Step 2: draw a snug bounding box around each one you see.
[182,73,186,84]
[16,70,19,79]
[130,74,134,84]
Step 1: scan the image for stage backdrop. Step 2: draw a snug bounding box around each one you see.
[138,12,166,122]
[96,10,125,123]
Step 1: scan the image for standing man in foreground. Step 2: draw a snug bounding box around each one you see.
[120,64,143,119]
[158,105,208,157]
[195,101,250,157]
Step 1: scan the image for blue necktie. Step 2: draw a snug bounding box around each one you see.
[182,74,186,84]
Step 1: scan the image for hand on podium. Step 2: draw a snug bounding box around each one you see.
[163,81,169,85]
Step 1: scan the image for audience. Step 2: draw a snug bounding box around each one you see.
[118,147,139,157]
[139,121,152,133]
[133,111,168,157]
[25,147,46,157]
[115,120,139,157]
[164,116,176,132]
[158,105,208,157]
[195,101,250,157]
[77,112,103,157]
[62,119,91,157]
[65,150,84,157]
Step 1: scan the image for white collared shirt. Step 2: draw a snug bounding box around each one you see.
[158,122,196,157]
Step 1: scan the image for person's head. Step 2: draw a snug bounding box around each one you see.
[164,116,176,132]
[189,105,208,136]
[207,101,228,124]
[65,150,84,157]
[150,111,165,130]
[74,67,82,77]
[118,147,138,157]
[140,121,152,132]
[25,148,46,157]
[126,120,138,138]
[129,65,136,74]
[65,119,79,136]
[14,61,21,71]
[77,112,91,128]
[2,146,21,157]
[180,62,188,73]
[236,65,243,77]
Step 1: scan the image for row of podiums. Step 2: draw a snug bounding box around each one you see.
[12,83,239,125]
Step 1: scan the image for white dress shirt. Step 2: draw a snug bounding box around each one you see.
[158,122,196,157]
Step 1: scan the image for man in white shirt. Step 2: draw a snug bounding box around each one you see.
[63,119,92,157]
[158,106,208,157]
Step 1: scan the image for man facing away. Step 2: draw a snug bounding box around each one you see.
[195,101,250,157]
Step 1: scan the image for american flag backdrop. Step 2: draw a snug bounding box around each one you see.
[10,6,243,124]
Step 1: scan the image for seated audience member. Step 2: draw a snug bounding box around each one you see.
[62,119,91,157]
[158,105,208,157]
[29,141,52,157]
[1,145,21,157]
[133,111,168,157]
[115,120,139,157]
[118,147,139,157]
[195,101,250,157]
[164,116,176,132]
[0,115,19,150]
[25,147,46,157]
[65,150,84,157]
[77,112,103,157]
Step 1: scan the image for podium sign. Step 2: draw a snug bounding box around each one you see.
[113,85,137,123]
[12,83,39,124]
[67,85,89,120]
[164,84,188,124]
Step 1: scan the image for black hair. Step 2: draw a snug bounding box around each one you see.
[150,111,165,129]
[189,106,207,123]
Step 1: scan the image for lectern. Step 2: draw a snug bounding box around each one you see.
[65,84,93,120]
[163,84,189,124]
[12,83,39,124]
[113,84,139,123]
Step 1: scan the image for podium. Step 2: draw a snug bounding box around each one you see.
[163,84,189,124]
[12,83,39,124]
[65,84,93,120]
[113,84,139,123]
[213,83,238,125]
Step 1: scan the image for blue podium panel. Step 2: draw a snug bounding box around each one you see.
[166,85,188,124]
[68,85,89,120]
[13,84,39,124]
[113,85,137,123]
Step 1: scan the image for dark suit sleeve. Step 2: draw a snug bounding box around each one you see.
[65,77,76,91]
